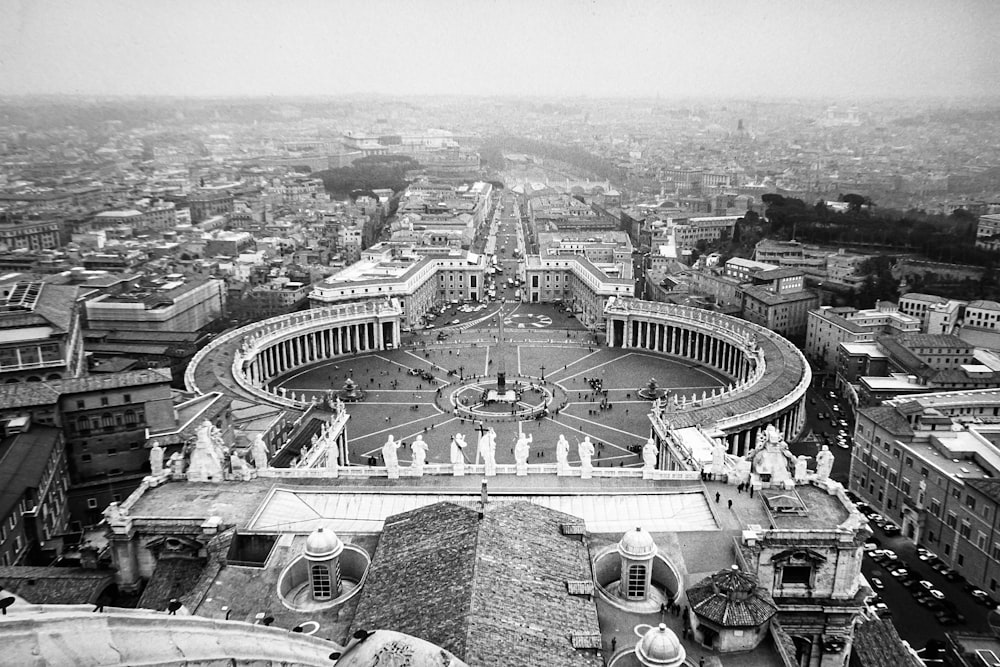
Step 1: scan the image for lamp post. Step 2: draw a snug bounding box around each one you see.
[459,365,465,380]
[540,365,546,382]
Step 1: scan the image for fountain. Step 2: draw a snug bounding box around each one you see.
[337,377,366,402]
[637,377,666,401]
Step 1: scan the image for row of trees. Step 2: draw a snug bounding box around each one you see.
[762,194,995,266]
[479,135,621,183]
[314,154,420,197]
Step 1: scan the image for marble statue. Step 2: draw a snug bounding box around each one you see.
[450,433,468,475]
[556,434,570,473]
[750,424,795,484]
[578,436,595,478]
[251,435,269,469]
[230,452,253,481]
[514,432,532,465]
[794,455,809,482]
[169,451,185,477]
[411,435,428,474]
[149,440,164,476]
[642,438,658,472]
[382,435,401,477]
[103,501,124,524]
[187,420,225,482]
[478,427,497,476]
[815,445,835,481]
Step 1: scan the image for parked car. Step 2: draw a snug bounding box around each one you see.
[871,577,885,590]
[929,589,946,600]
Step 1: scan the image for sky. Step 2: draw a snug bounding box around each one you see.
[1,0,999,99]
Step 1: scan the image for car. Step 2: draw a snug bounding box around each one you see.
[449,319,460,325]
[917,549,938,561]
[890,567,910,579]
[833,405,841,412]
[863,541,880,552]
[882,521,901,536]
[920,580,935,590]
[873,602,891,616]
[871,577,885,590]
[929,589,946,600]
[971,589,995,605]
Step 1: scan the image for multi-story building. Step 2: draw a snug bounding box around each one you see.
[669,216,738,251]
[522,255,633,327]
[898,293,957,330]
[0,418,70,566]
[0,369,175,527]
[976,213,1000,250]
[738,268,819,340]
[538,231,633,270]
[806,304,921,371]
[310,245,486,328]
[0,214,63,251]
[84,276,226,334]
[185,188,234,223]
[850,390,1000,593]
[0,281,84,383]
[203,231,255,257]
[959,301,1000,351]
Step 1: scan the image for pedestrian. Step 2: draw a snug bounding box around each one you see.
[611,637,617,652]
[715,492,721,504]
[750,486,754,498]
[660,602,667,616]
[699,658,704,667]
[167,598,181,615]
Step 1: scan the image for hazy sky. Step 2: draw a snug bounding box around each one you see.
[2,0,999,99]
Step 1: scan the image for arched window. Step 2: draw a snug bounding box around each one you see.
[627,564,646,599]
[77,416,89,431]
[311,564,332,600]
[101,413,113,428]
[124,410,137,425]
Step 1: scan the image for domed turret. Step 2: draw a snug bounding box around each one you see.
[305,527,343,561]
[305,527,344,601]
[618,526,656,559]
[636,623,686,667]
[618,527,657,601]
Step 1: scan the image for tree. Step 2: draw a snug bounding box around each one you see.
[841,193,866,213]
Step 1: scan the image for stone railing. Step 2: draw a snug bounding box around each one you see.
[259,464,700,481]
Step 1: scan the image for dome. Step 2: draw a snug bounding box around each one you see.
[618,526,656,559]
[304,527,343,561]
[636,623,686,667]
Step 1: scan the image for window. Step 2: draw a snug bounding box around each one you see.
[107,448,116,457]
[967,495,977,510]
[781,565,813,586]
[86,498,98,509]
[905,456,913,467]
[123,394,131,403]
[101,397,109,406]
[978,532,988,550]
[946,513,957,528]
[960,521,971,539]
[627,564,647,598]
[76,400,85,409]
[958,554,965,566]
[81,454,91,463]
[945,543,952,555]
[311,564,332,600]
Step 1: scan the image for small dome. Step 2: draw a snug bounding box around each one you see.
[618,526,656,559]
[305,527,343,561]
[636,623,686,667]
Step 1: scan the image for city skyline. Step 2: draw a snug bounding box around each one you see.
[2,0,1000,100]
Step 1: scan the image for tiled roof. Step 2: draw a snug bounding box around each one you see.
[965,478,1000,504]
[351,501,602,667]
[0,566,113,605]
[0,368,172,409]
[0,426,61,520]
[858,405,914,437]
[685,568,776,628]
[851,619,922,667]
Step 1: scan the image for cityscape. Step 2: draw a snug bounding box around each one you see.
[2,1,1000,666]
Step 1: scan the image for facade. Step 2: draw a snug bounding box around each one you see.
[84,277,226,333]
[0,369,175,527]
[806,304,921,371]
[0,420,70,566]
[740,280,819,340]
[976,213,1000,250]
[186,189,234,223]
[849,390,1000,593]
[523,255,633,328]
[0,215,63,251]
[0,282,84,383]
[309,245,485,328]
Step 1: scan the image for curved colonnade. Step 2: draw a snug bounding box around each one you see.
[187,296,809,462]
[186,298,403,410]
[605,298,810,457]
